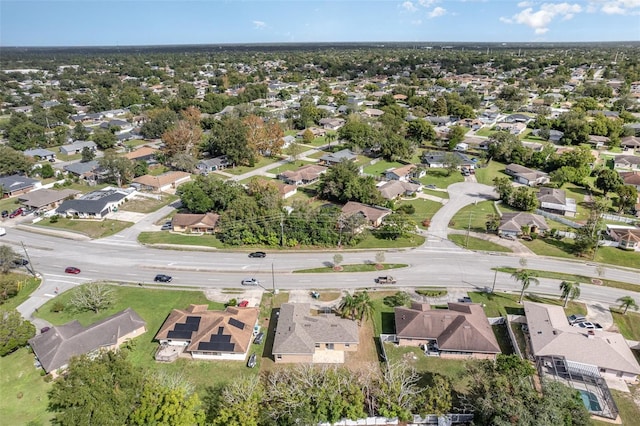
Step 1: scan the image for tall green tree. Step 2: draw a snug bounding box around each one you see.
[511,269,540,303]
[615,185,638,213]
[617,296,638,314]
[595,168,623,197]
[0,309,36,356]
[98,150,135,187]
[559,281,580,307]
[0,245,19,274]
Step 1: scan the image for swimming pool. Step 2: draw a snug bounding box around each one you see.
[579,389,602,412]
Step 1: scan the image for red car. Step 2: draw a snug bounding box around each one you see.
[238,300,249,308]
[9,208,23,218]
[65,266,81,274]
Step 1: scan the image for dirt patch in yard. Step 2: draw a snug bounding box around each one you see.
[344,319,381,374]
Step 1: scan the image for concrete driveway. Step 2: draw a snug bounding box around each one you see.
[426,181,498,243]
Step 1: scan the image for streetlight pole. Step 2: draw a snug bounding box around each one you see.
[465,213,473,248]
[491,268,498,293]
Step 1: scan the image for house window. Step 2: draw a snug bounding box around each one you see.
[315,343,320,348]
[276,355,282,359]
[326,343,334,350]
[345,344,350,348]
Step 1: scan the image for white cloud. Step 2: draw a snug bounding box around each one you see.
[517,1,532,7]
[588,0,640,14]
[500,2,582,34]
[418,0,438,6]
[402,1,418,12]
[411,19,423,25]
[252,20,266,29]
[429,6,447,18]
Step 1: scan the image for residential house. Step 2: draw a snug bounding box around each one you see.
[454,142,469,152]
[498,212,549,237]
[24,148,56,161]
[29,308,146,376]
[455,118,483,130]
[296,127,326,138]
[494,121,527,135]
[422,151,475,170]
[378,180,422,200]
[606,225,640,251]
[18,188,80,211]
[362,108,384,118]
[341,201,392,228]
[0,175,40,198]
[63,160,103,183]
[272,303,359,363]
[319,117,345,131]
[619,171,640,190]
[56,188,133,219]
[588,135,610,150]
[537,188,577,217]
[505,163,549,186]
[281,135,296,149]
[613,155,640,170]
[123,146,158,164]
[384,164,424,182]
[197,156,230,175]
[154,304,259,362]
[171,213,219,234]
[319,149,357,166]
[59,140,97,156]
[524,302,640,383]
[621,136,640,153]
[132,171,191,193]
[502,113,533,123]
[278,164,327,186]
[275,182,298,199]
[394,302,501,360]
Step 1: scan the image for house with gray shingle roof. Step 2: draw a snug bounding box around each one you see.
[505,163,549,186]
[614,155,640,170]
[56,188,132,219]
[319,149,357,166]
[272,303,359,363]
[378,180,421,200]
[24,148,56,160]
[59,140,97,156]
[29,308,146,376]
[498,212,549,237]
[394,302,501,360]
[537,188,577,217]
[0,175,41,198]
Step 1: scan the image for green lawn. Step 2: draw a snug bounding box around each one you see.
[519,237,576,259]
[468,291,586,318]
[450,200,499,232]
[33,218,132,239]
[370,290,399,335]
[0,347,53,425]
[148,165,170,176]
[354,233,425,249]
[138,231,225,248]
[266,160,315,175]
[448,234,512,252]
[294,263,408,273]
[422,188,448,199]
[222,156,282,175]
[610,310,640,340]
[119,194,178,213]
[395,198,443,229]
[594,247,640,269]
[475,160,508,185]
[34,285,257,392]
[474,127,496,137]
[0,196,22,213]
[419,169,464,188]
[362,160,404,176]
[0,274,41,311]
[605,388,640,426]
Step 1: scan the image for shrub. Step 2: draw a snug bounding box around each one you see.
[50,300,65,313]
[43,374,53,383]
[227,298,237,307]
[383,291,412,307]
[396,204,415,215]
[49,215,59,223]
[416,288,447,298]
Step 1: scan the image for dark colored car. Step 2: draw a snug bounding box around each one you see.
[65,266,81,274]
[40,327,51,334]
[253,332,265,345]
[13,258,29,266]
[9,208,23,218]
[247,353,257,368]
[1,210,8,218]
[458,296,472,303]
[248,251,266,258]
[154,274,172,283]
[160,223,172,230]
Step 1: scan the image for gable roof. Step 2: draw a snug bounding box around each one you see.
[394,302,500,354]
[63,160,100,176]
[614,155,640,166]
[279,164,327,182]
[155,304,258,355]
[123,146,158,160]
[499,212,549,233]
[172,212,219,228]
[378,180,421,200]
[524,302,640,375]
[388,164,416,178]
[57,189,128,215]
[18,188,80,209]
[341,201,392,223]
[272,303,359,355]
[619,171,640,186]
[319,149,356,164]
[24,148,56,158]
[621,135,640,148]
[28,308,146,373]
[132,171,191,188]
[0,175,39,192]
[537,187,566,205]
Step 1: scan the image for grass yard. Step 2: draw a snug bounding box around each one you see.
[33,285,257,392]
[594,247,640,269]
[422,188,448,199]
[148,165,170,176]
[222,156,281,175]
[0,347,53,425]
[370,290,400,335]
[0,196,22,213]
[266,160,315,175]
[448,234,512,253]
[33,217,132,239]
[294,263,408,273]
[605,388,640,426]
[610,310,640,340]
[362,160,405,176]
[474,159,508,185]
[449,200,499,232]
[519,237,576,259]
[474,127,496,137]
[468,291,587,318]
[138,231,225,248]
[0,274,41,311]
[354,233,425,249]
[395,198,443,229]
[119,194,178,213]
[419,169,464,188]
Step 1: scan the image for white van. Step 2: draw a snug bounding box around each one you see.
[0,227,6,236]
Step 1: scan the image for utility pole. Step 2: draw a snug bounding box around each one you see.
[465,213,473,248]
[21,241,36,278]
[271,263,276,294]
[280,213,284,247]
[491,268,498,293]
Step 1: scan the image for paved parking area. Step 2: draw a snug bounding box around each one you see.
[204,288,264,307]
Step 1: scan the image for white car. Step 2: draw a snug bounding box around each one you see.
[241,278,259,286]
[0,227,6,236]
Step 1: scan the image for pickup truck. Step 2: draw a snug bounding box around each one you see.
[375,276,397,284]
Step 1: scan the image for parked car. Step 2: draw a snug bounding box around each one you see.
[247,353,257,368]
[253,332,265,345]
[0,227,5,237]
[425,184,437,189]
[1,210,9,218]
[238,300,249,308]
[13,258,29,266]
[154,274,172,283]
[48,158,56,162]
[9,208,23,218]
[160,223,172,230]
[573,321,602,330]
[458,296,472,303]
[310,291,320,299]
[375,276,397,284]
[248,251,266,258]
[40,327,50,334]
[499,234,515,241]
[567,314,586,325]
[241,278,259,286]
[65,266,81,274]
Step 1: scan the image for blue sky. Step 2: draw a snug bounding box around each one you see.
[1,1,638,46]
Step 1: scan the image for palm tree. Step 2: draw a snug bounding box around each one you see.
[617,296,639,314]
[326,132,337,148]
[338,293,357,319]
[559,281,581,307]
[511,269,540,304]
[353,291,374,323]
